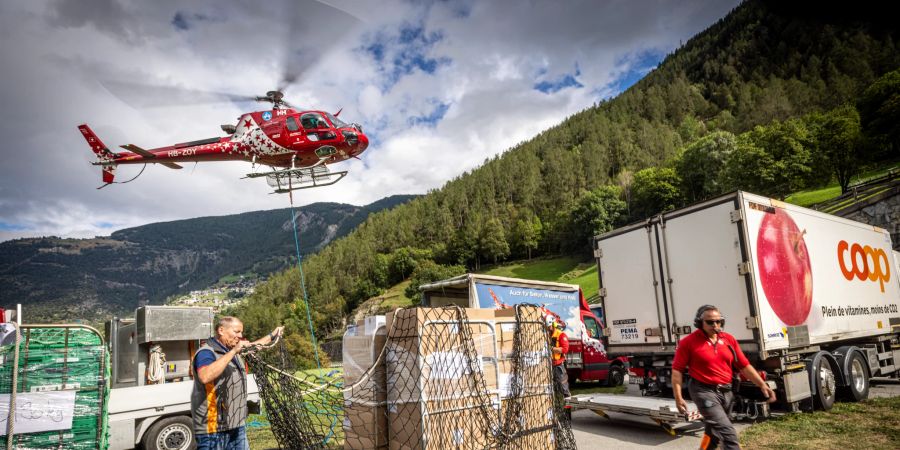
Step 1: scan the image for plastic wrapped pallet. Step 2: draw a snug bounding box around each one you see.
[343,317,387,385]
[342,319,388,449]
[0,326,109,450]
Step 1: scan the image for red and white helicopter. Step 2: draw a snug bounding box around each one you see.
[78,1,368,193]
[78,90,368,193]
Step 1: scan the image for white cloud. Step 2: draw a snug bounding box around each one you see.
[0,0,739,241]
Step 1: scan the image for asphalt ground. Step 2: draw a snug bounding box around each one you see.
[570,376,900,448]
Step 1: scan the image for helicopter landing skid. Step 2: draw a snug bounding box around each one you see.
[243,165,347,193]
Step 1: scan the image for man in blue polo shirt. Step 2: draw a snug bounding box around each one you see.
[191,316,283,450]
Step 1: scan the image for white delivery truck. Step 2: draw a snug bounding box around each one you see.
[594,191,900,415]
[106,307,260,450]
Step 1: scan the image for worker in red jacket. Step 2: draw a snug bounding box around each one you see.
[673,305,775,449]
[546,315,571,398]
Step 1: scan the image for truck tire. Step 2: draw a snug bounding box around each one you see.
[142,416,196,450]
[839,351,870,402]
[812,357,836,411]
[606,366,625,387]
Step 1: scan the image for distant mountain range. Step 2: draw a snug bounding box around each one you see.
[0,195,415,323]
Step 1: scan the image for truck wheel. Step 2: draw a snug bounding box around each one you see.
[812,358,836,411]
[606,366,625,387]
[142,416,196,450]
[840,351,870,402]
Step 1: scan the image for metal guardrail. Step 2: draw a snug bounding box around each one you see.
[848,168,897,190]
[811,169,899,215]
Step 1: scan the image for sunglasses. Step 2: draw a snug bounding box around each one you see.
[704,319,724,326]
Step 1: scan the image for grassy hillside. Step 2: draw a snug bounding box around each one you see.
[785,161,900,207]
[482,257,600,300]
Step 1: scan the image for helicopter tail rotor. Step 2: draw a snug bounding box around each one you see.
[78,124,117,185]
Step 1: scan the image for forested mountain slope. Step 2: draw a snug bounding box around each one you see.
[0,195,414,322]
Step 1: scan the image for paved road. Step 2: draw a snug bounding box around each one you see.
[571,377,900,448]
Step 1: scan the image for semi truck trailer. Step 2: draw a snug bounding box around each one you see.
[594,191,900,414]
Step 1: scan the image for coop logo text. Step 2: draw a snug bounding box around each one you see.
[837,240,890,292]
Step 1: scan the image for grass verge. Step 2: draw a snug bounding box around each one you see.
[247,421,278,450]
[570,383,627,396]
[740,396,900,449]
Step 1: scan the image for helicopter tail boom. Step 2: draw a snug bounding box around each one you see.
[78,124,117,184]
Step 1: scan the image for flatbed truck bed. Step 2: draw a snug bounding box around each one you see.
[567,393,702,435]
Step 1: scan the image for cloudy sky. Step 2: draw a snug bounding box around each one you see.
[0,0,740,242]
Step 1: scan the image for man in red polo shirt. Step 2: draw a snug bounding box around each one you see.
[672,305,775,449]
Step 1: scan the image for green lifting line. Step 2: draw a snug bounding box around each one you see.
[289,199,321,369]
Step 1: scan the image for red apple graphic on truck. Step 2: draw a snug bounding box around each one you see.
[757,208,813,325]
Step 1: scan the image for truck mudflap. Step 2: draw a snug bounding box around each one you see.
[567,393,702,435]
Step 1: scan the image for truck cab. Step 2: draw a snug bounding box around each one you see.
[417,273,629,386]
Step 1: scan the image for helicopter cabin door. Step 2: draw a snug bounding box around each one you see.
[284,115,304,146]
[300,112,339,159]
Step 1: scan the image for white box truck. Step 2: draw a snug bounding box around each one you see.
[594,191,900,414]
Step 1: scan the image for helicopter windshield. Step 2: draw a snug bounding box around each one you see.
[325,113,348,129]
[301,113,326,130]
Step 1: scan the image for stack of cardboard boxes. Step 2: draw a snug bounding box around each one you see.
[342,306,557,449]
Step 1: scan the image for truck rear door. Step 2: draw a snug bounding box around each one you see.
[658,195,757,347]
[596,221,671,352]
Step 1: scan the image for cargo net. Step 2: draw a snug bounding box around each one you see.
[244,304,576,449]
[0,326,109,450]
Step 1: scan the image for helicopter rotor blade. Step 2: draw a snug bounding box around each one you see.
[277,0,362,93]
[101,80,258,109]
[96,1,363,111]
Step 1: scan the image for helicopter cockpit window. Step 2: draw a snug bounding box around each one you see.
[286,116,300,132]
[325,113,348,129]
[301,113,328,130]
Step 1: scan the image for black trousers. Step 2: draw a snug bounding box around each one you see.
[689,381,738,450]
[553,364,571,397]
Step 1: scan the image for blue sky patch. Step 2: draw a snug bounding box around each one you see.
[409,101,450,127]
[0,221,29,231]
[608,49,666,95]
[534,65,584,94]
[93,221,116,229]
[365,41,386,63]
[361,23,450,92]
